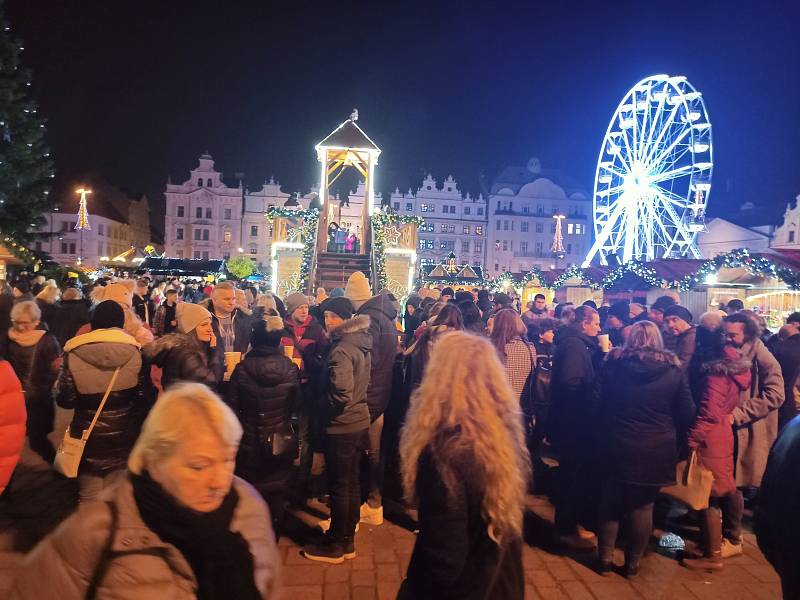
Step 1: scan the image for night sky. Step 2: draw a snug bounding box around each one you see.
[6,0,800,238]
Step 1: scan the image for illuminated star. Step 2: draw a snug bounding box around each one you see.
[287,226,303,242]
[383,225,401,246]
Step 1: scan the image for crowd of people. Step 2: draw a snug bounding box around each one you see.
[1,273,800,598]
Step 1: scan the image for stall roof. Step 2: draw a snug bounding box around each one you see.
[136,257,225,276]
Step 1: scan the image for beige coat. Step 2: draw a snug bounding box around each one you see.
[11,474,281,599]
[732,338,785,488]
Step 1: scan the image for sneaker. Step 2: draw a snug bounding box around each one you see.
[317,519,359,534]
[720,538,743,558]
[302,538,345,564]
[360,503,384,526]
[343,537,356,560]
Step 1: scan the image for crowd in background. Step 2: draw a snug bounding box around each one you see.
[1,272,800,599]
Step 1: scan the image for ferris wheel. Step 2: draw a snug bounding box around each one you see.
[582,75,713,267]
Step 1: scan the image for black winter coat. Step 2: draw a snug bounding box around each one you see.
[54,328,146,475]
[144,332,225,391]
[596,347,696,486]
[357,294,398,422]
[401,449,524,600]
[772,334,800,426]
[550,326,603,455]
[227,346,301,487]
[54,299,91,346]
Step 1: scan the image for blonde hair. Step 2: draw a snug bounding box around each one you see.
[624,320,664,350]
[129,383,242,474]
[400,331,530,543]
[36,284,59,304]
[11,300,41,322]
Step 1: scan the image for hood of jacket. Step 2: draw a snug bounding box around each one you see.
[606,346,679,383]
[64,328,141,369]
[357,293,397,322]
[702,346,752,390]
[142,331,200,360]
[330,314,372,352]
[241,347,298,386]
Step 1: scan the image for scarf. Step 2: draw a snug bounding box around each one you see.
[131,471,261,600]
[8,328,45,347]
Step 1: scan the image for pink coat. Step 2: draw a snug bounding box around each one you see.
[688,346,751,497]
[0,360,26,495]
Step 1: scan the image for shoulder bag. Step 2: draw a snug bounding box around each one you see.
[54,367,121,478]
[660,450,714,510]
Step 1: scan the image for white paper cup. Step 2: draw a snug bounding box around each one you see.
[597,333,611,353]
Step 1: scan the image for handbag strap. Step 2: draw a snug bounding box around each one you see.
[82,367,121,441]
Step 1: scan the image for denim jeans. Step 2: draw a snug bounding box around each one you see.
[597,480,660,565]
[325,429,369,541]
[366,414,385,508]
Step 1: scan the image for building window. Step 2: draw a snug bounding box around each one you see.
[176,250,184,258]
[224,230,231,243]
[425,239,434,250]
[496,220,501,231]
[502,240,508,251]
[536,204,543,215]
[202,251,209,260]
[98,223,104,236]
[194,229,201,240]
[193,251,200,259]
[202,229,210,241]
[207,178,212,187]
[474,240,482,252]
[195,207,202,218]
[567,243,573,254]
[249,247,258,255]
[464,207,471,215]
[568,223,574,234]
[198,178,203,187]
[521,222,529,233]
[790,230,796,243]
[520,241,528,253]
[393,202,400,210]
[551,223,557,233]
[475,226,483,236]
[463,225,470,234]
[523,205,530,214]
[496,201,501,210]
[97,242,103,255]
[418,239,426,250]
[223,252,230,260]
[494,263,499,271]
[440,240,455,251]
[60,242,67,254]
[224,208,232,220]
[461,240,469,252]
[405,202,413,211]
[250,225,258,237]
[177,206,185,218]
[536,223,543,233]
[535,241,543,255]
[503,221,509,231]
[509,201,513,211]
[477,207,484,216]
[441,224,448,233]
[69,243,76,254]
[176,228,184,240]
[205,208,212,219]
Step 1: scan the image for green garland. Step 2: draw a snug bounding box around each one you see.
[673,248,800,291]
[1,235,37,263]
[549,265,601,290]
[266,207,319,292]
[371,211,425,291]
[600,260,669,290]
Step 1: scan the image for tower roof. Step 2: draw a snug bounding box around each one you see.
[317,117,381,153]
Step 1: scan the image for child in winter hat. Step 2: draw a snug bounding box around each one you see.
[344,271,371,310]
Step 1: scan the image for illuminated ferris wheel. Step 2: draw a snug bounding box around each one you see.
[583,75,713,266]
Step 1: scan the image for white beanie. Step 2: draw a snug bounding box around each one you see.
[177,303,211,334]
[345,271,372,304]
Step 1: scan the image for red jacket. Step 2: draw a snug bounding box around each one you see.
[689,346,751,496]
[0,360,26,495]
[281,315,329,383]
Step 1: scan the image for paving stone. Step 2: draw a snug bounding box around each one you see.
[376,563,401,582]
[324,582,350,600]
[283,585,323,600]
[525,584,542,600]
[350,555,374,570]
[377,580,401,600]
[561,580,593,599]
[373,548,397,564]
[547,560,578,581]
[351,568,376,587]
[352,586,376,600]
[325,563,352,583]
[585,581,642,599]
[283,564,326,586]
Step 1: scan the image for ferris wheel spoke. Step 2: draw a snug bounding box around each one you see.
[654,144,693,177]
[653,186,689,207]
[642,101,684,168]
[659,198,693,255]
[646,126,692,172]
[639,90,665,163]
[649,163,696,185]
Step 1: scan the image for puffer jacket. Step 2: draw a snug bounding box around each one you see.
[357,294,399,421]
[325,314,372,434]
[0,361,25,495]
[228,346,301,486]
[10,474,281,600]
[597,347,696,487]
[144,331,225,391]
[54,299,91,346]
[688,346,751,497]
[54,329,145,475]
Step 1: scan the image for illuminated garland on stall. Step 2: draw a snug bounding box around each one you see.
[601,260,670,290]
[371,211,425,291]
[549,265,601,290]
[2,235,37,263]
[266,207,319,292]
[673,248,800,291]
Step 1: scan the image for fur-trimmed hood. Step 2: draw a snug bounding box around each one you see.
[606,346,681,383]
[329,314,370,338]
[607,345,680,367]
[142,331,200,360]
[701,346,752,391]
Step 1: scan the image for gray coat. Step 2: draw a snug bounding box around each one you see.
[11,474,281,599]
[732,338,785,487]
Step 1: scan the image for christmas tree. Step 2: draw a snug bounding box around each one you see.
[0,2,54,242]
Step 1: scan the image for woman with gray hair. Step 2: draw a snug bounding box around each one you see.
[0,300,61,463]
[595,320,695,577]
[12,382,281,599]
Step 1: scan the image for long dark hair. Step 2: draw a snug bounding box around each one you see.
[431,303,464,330]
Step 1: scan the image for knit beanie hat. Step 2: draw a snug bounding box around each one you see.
[650,295,677,313]
[493,292,512,307]
[284,291,309,317]
[664,304,693,325]
[97,281,134,308]
[345,271,372,304]
[91,300,125,330]
[177,302,211,334]
[330,287,345,298]
[322,296,354,321]
[608,301,630,323]
[250,317,284,348]
[441,287,455,299]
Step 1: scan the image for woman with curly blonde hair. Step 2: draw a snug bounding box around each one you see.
[398,331,529,599]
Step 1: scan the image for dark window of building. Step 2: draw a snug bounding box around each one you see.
[477,207,484,216]
[69,243,76,254]
[250,225,258,236]
[198,178,203,186]
[205,208,212,219]
[196,207,202,218]
[207,178,212,187]
[464,207,471,215]
[202,229,209,241]
[194,229,201,240]
[202,251,209,260]
[406,202,413,211]
[176,228,184,240]
[177,206,185,217]
[393,202,399,210]
[224,208,232,220]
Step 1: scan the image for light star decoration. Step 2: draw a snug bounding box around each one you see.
[383,225,401,246]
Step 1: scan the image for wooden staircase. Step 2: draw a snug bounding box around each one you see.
[313,253,371,292]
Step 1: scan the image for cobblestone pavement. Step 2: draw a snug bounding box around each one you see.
[0,409,784,599]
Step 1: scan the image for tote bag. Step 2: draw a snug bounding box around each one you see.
[660,450,714,510]
[54,367,121,478]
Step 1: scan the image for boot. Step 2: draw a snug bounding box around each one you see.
[683,508,723,571]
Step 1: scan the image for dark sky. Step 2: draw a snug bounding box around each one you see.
[6,0,800,235]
